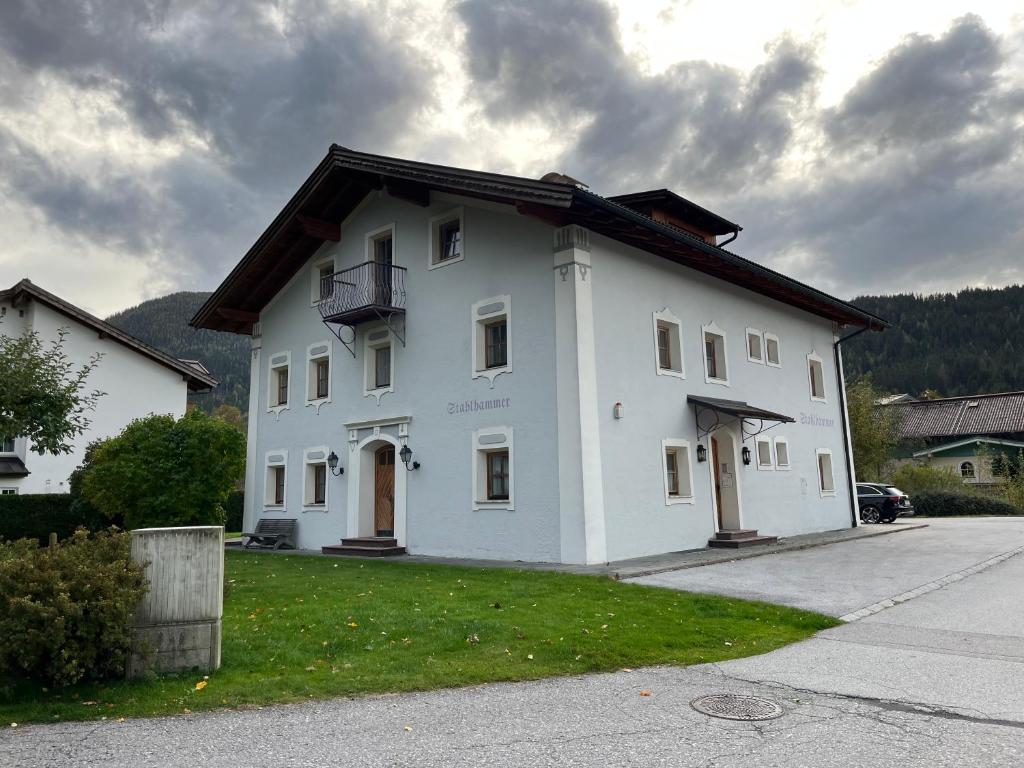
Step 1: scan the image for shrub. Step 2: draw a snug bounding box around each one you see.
[912,491,1020,517]
[0,494,94,543]
[225,490,244,532]
[0,529,148,687]
[81,409,246,530]
[889,462,964,497]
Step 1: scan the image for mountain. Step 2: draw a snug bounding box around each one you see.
[843,285,1024,397]
[106,292,250,412]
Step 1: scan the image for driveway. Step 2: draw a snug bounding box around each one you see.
[4,518,1024,767]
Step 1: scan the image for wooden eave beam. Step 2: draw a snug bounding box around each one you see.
[217,307,259,323]
[384,179,430,207]
[296,214,340,242]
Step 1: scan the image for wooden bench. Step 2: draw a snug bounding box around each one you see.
[242,518,297,550]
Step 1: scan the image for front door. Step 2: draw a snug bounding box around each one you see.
[374,446,395,536]
[711,436,724,529]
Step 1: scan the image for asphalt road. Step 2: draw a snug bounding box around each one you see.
[4,518,1024,767]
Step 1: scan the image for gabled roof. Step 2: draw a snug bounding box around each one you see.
[912,437,1024,458]
[889,391,1024,440]
[1,280,217,393]
[191,146,888,335]
[607,188,741,237]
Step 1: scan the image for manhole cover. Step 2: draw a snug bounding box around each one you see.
[690,694,784,721]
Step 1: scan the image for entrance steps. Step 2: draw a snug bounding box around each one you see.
[707,529,778,549]
[321,537,407,557]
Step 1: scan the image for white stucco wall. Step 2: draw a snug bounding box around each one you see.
[0,300,189,494]
[588,234,855,561]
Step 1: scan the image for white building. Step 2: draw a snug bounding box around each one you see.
[1,280,216,494]
[193,147,887,564]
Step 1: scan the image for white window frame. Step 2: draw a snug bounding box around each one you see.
[807,351,827,403]
[816,448,836,497]
[264,450,289,508]
[745,328,765,364]
[428,207,464,270]
[305,341,332,411]
[765,332,781,367]
[0,488,17,495]
[365,222,396,263]
[755,437,774,470]
[0,437,14,454]
[472,295,512,386]
[773,437,791,470]
[653,308,684,379]
[267,351,291,417]
[311,255,336,305]
[661,438,695,505]
[363,326,394,404]
[701,322,729,386]
[472,426,514,511]
[302,446,331,511]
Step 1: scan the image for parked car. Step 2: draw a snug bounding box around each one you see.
[856,483,915,523]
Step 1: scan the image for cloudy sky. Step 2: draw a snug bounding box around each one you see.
[2,0,1022,317]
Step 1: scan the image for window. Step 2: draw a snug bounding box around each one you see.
[306,342,332,405]
[486,450,510,500]
[265,451,288,506]
[0,437,13,453]
[756,438,773,469]
[311,257,335,303]
[817,449,836,496]
[652,309,684,378]
[267,352,291,413]
[0,488,16,496]
[746,329,764,364]
[662,439,694,504]
[472,295,512,383]
[364,328,394,402]
[808,353,826,401]
[702,323,728,384]
[473,427,514,510]
[303,447,330,507]
[765,333,781,367]
[960,461,976,479]
[774,437,790,469]
[429,208,464,268]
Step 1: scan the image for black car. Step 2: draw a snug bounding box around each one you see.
[856,483,915,523]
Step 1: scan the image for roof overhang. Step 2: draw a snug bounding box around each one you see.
[912,437,1024,458]
[606,188,741,236]
[191,146,888,335]
[688,395,796,424]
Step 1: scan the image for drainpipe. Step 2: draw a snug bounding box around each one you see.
[718,228,740,248]
[834,325,869,527]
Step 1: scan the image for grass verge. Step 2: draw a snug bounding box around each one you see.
[1,551,837,724]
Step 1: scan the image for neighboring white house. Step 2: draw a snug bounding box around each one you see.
[0,280,217,494]
[192,146,887,564]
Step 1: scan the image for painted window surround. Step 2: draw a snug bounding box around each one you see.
[302,445,330,512]
[264,449,288,508]
[807,351,827,402]
[774,437,791,470]
[745,327,765,364]
[427,206,464,270]
[267,351,291,418]
[472,295,512,387]
[661,438,695,505]
[305,340,332,412]
[363,326,395,404]
[653,308,684,379]
[755,437,774,470]
[701,322,729,386]
[816,448,836,497]
[473,426,514,511]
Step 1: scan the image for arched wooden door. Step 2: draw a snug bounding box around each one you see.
[374,446,396,537]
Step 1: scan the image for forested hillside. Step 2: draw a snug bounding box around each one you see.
[106,292,249,412]
[843,285,1024,397]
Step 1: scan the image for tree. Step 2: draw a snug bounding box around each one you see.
[0,328,104,454]
[81,410,246,529]
[846,376,901,481]
[211,403,245,431]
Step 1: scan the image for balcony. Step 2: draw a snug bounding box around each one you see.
[317,261,407,326]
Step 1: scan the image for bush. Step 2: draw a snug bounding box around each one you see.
[0,494,99,543]
[912,490,1020,517]
[81,409,246,530]
[225,490,244,532]
[0,529,148,687]
[889,463,964,497]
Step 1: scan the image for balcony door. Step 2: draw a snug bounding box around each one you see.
[373,232,393,307]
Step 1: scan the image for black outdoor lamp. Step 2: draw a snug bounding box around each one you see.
[399,443,420,471]
[696,444,707,463]
[741,446,752,466]
[326,451,344,476]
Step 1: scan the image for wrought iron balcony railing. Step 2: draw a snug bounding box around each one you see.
[316,261,407,326]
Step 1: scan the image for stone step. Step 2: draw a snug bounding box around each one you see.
[340,537,399,548]
[712,529,761,541]
[707,535,778,549]
[321,544,407,558]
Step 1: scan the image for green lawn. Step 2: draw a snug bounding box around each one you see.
[1,551,837,724]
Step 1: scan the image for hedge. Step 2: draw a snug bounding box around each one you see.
[912,490,1020,517]
[225,490,244,532]
[0,494,111,543]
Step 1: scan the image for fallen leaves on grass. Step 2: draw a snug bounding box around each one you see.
[194,681,208,691]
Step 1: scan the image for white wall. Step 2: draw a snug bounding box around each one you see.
[1,301,189,494]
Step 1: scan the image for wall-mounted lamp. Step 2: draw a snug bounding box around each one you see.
[696,444,707,463]
[741,446,752,466]
[326,451,345,476]
[613,402,624,420]
[399,443,420,471]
